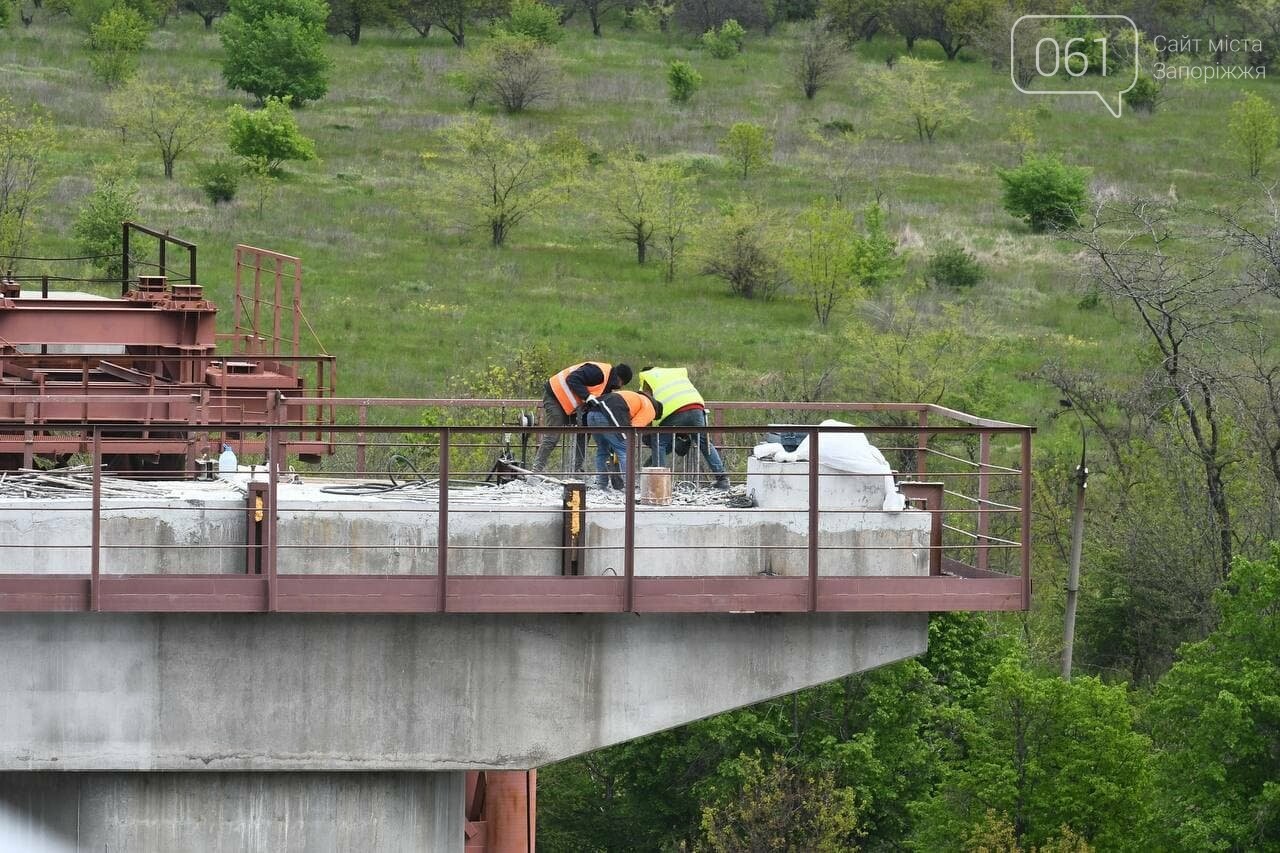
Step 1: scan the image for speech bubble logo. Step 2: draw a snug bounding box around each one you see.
[1011,15,1139,118]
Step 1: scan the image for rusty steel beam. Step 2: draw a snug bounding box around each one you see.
[0,574,1027,614]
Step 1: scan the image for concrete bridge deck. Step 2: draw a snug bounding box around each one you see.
[0,414,1032,851]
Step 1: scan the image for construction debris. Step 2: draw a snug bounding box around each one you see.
[0,467,178,500]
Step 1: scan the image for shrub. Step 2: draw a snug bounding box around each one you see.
[667,60,702,103]
[496,0,562,45]
[197,159,241,204]
[74,167,139,281]
[1124,74,1159,114]
[997,154,1089,232]
[226,96,317,173]
[701,18,744,57]
[925,241,983,288]
[697,202,785,299]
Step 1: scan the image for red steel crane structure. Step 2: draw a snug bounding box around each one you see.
[0,222,335,473]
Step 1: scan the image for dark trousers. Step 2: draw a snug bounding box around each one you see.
[532,388,587,472]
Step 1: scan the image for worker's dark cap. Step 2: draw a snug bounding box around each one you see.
[614,363,633,385]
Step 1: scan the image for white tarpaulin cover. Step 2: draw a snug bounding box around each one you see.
[753,420,906,511]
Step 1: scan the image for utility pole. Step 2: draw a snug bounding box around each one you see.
[1060,401,1088,681]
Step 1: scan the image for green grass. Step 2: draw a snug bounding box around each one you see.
[1,13,1274,428]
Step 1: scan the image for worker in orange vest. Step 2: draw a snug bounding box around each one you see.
[532,361,633,473]
[587,389,662,490]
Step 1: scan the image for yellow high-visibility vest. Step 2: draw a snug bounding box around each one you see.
[637,367,703,426]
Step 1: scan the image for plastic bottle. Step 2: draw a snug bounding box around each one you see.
[218,444,238,476]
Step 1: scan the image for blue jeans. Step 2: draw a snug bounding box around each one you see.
[587,410,626,488]
[647,408,725,474]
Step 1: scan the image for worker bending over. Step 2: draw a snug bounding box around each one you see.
[637,366,730,490]
[587,389,662,490]
[532,361,632,473]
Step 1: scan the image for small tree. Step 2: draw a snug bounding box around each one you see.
[74,166,139,281]
[877,56,969,143]
[226,96,317,173]
[1228,92,1279,178]
[87,4,151,86]
[0,97,54,266]
[430,116,579,247]
[495,0,561,43]
[697,201,784,299]
[719,122,772,179]
[108,78,212,179]
[602,153,693,266]
[783,197,863,326]
[220,0,331,105]
[794,17,841,99]
[997,154,1089,232]
[667,60,702,103]
[326,0,397,44]
[181,0,227,28]
[485,33,558,113]
[655,163,696,282]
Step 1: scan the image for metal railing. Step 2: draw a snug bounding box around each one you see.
[0,403,1033,615]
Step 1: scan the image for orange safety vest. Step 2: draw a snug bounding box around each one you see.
[549,361,612,414]
[616,390,657,427]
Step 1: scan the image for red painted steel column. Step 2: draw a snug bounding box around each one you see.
[977,431,991,571]
[807,429,818,612]
[624,431,635,612]
[916,409,928,476]
[90,428,101,612]
[1020,429,1032,609]
[485,770,536,853]
[266,428,280,612]
[356,405,367,475]
[438,429,449,613]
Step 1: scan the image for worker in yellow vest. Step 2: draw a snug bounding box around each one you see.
[588,389,662,490]
[532,361,632,473]
[637,366,729,490]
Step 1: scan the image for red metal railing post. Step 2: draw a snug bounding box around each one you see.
[977,431,991,571]
[807,428,819,612]
[91,427,101,612]
[1020,429,1032,609]
[916,409,928,476]
[356,405,367,475]
[266,427,280,612]
[624,430,636,613]
[437,429,449,613]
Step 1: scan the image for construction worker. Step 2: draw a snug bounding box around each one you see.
[587,389,662,490]
[637,366,730,490]
[532,361,632,473]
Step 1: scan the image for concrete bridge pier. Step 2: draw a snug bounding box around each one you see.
[0,611,927,851]
[0,770,462,852]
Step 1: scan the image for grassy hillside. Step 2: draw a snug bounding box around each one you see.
[4,14,1269,418]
